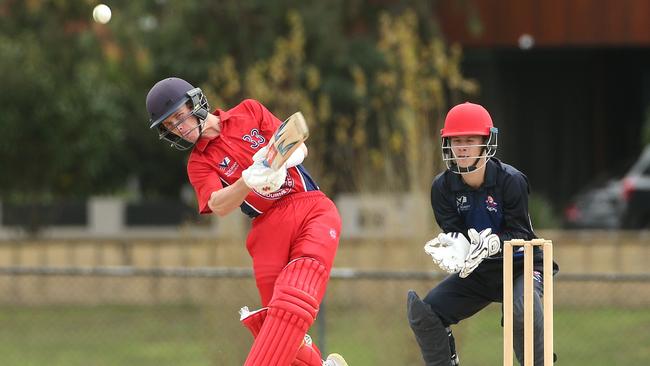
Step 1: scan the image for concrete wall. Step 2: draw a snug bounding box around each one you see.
[1,230,649,306]
[0,194,432,240]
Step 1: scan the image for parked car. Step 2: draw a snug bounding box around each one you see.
[563,179,624,229]
[620,145,650,228]
[564,145,650,229]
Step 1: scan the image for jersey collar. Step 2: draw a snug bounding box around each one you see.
[449,159,498,191]
[194,108,230,152]
[484,159,497,187]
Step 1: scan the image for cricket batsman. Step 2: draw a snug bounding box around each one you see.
[407,102,558,365]
[145,77,348,366]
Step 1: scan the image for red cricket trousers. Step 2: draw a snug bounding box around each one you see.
[246,190,341,306]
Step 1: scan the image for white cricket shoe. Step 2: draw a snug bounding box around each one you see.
[323,353,348,366]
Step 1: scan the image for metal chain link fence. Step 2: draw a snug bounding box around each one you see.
[1,236,649,366]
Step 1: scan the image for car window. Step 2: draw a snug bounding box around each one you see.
[643,164,650,176]
[635,147,650,176]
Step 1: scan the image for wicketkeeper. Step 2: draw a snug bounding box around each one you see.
[145,77,348,366]
[407,102,558,366]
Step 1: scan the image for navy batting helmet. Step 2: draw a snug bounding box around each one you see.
[145,77,210,150]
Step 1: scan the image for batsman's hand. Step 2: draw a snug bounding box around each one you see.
[283,145,305,168]
[424,232,470,274]
[252,145,305,168]
[459,228,501,278]
[252,146,269,163]
[242,160,287,193]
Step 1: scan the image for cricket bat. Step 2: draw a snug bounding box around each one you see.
[263,111,309,170]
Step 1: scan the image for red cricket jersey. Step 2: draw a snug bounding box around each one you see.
[187,99,319,217]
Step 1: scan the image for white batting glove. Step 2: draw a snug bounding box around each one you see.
[284,146,305,168]
[252,145,305,168]
[242,160,287,193]
[459,228,501,278]
[424,232,470,274]
[252,146,269,163]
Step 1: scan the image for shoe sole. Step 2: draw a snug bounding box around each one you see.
[326,353,349,366]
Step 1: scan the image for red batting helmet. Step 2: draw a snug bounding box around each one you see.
[441,102,494,137]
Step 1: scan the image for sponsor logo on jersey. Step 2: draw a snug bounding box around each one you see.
[456,195,470,211]
[218,157,238,176]
[219,157,231,169]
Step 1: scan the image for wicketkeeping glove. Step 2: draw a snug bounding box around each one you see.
[424,232,470,274]
[242,160,287,193]
[459,228,501,278]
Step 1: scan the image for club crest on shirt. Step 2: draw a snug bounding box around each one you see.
[486,195,498,212]
[456,195,470,212]
[218,157,238,176]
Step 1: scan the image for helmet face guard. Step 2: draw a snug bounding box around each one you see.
[154,88,210,151]
[146,78,210,151]
[441,127,498,174]
[440,102,498,174]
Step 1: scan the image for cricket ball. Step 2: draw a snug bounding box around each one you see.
[93,4,112,24]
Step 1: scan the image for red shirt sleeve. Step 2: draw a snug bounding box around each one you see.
[187,157,223,214]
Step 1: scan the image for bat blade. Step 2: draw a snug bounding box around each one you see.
[264,112,309,170]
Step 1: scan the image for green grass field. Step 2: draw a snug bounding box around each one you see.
[1,304,649,366]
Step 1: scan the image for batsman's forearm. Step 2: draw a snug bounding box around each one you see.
[208,179,251,216]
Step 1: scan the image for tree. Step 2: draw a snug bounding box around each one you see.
[0,1,477,203]
[205,9,477,194]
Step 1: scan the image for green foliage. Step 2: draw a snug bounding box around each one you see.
[0,1,476,201]
[206,9,478,193]
[529,193,561,229]
[0,1,150,200]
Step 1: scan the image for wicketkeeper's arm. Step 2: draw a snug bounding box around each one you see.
[430,180,466,234]
[499,172,536,242]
